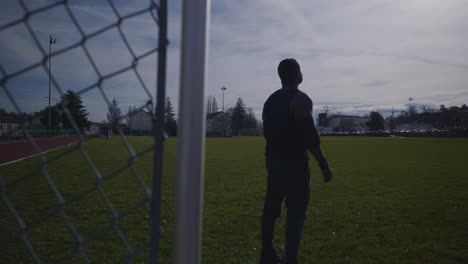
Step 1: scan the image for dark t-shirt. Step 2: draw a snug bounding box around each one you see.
[262,88,320,160]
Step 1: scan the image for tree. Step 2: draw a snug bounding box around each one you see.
[420,104,436,113]
[211,96,218,113]
[206,96,219,115]
[461,104,468,112]
[207,96,212,115]
[165,97,177,136]
[367,111,384,131]
[385,116,396,130]
[107,98,123,133]
[40,105,62,129]
[1,108,34,126]
[61,90,89,131]
[408,103,418,117]
[231,98,247,134]
[245,108,257,130]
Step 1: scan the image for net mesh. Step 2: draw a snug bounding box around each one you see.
[0,0,165,262]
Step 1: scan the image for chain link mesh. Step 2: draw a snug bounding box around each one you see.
[0,0,165,262]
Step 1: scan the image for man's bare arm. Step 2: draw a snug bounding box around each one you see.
[292,92,332,182]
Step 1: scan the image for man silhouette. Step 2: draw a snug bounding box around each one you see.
[260,58,332,264]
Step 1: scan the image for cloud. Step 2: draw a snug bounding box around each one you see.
[1,0,467,123]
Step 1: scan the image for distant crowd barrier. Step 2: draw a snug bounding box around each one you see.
[320,129,468,138]
[0,129,75,141]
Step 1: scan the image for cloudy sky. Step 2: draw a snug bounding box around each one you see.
[1,0,467,122]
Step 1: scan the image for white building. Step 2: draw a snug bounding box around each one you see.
[206,111,231,136]
[87,122,102,135]
[129,110,152,132]
[0,118,20,136]
[322,115,370,132]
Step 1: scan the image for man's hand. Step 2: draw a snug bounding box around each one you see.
[321,167,332,183]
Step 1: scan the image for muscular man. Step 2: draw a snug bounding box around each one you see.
[260,58,332,264]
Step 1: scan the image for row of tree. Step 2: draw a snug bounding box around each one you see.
[368,103,468,131]
[205,97,258,135]
[0,90,90,131]
[0,91,179,136]
[326,103,467,132]
[226,98,258,134]
[37,91,89,131]
[386,104,468,130]
[206,95,219,115]
[108,97,178,136]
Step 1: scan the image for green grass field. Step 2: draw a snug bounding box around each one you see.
[1,137,467,263]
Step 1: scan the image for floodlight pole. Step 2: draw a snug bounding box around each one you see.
[175,0,211,263]
[221,86,226,111]
[48,35,56,129]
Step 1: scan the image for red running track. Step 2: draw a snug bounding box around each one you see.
[0,135,80,166]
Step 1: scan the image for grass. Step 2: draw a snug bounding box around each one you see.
[1,136,467,263]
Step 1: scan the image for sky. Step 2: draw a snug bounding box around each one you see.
[1,0,467,122]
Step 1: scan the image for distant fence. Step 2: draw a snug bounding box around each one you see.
[321,129,468,138]
[0,129,75,141]
[124,129,153,137]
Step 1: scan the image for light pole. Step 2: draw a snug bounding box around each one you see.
[44,96,59,103]
[409,97,414,129]
[48,35,57,129]
[221,86,226,111]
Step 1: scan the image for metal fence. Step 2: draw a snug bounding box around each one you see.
[0,0,167,263]
[0,129,75,141]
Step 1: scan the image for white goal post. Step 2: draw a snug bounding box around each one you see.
[175,0,211,264]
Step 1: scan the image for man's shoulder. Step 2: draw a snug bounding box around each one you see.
[295,90,312,104]
[269,88,284,98]
[264,88,283,105]
[291,90,313,119]
[292,90,313,109]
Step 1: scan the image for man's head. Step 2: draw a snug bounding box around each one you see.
[278,58,303,86]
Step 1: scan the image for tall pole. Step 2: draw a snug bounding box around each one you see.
[221,86,226,111]
[175,0,211,263]
[48,35,56,129]
[150,0,168,263]
[409,97,414,128]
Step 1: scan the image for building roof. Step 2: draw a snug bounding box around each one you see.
[207,111,225,120]
[133,109,152,117]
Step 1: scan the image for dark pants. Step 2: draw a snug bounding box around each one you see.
[261,155,311,263]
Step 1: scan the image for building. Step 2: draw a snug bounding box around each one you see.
[318,114,370,132]
[129,110,152,134]
[86,122,102,135]
[206,111,231,136]
[0,117,20,136]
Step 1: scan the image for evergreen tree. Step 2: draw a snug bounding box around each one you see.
[61,90,89,131]
[165,97,177,136]
[367,111,384,131]
[245,108,257,129]
[231,98,247,134]
[40,105,62,129]
[107,98,123,133]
